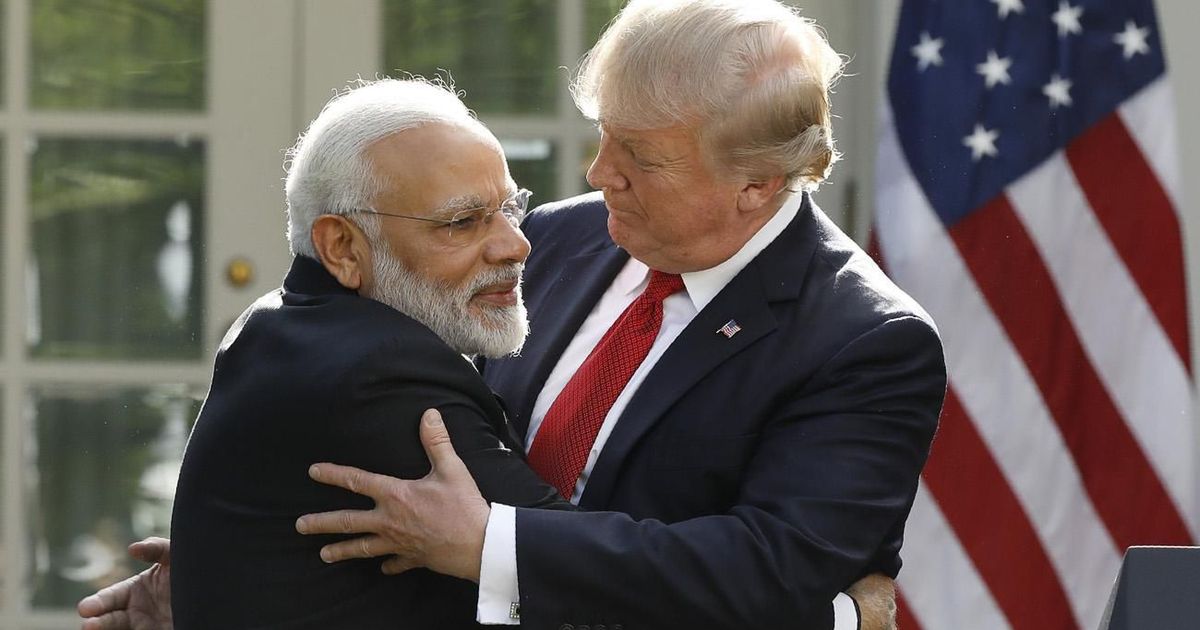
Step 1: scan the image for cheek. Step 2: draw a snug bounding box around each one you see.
[425,248,486,290]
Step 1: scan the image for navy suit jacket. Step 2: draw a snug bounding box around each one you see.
[171,256,566,629]
[482,193,946,630]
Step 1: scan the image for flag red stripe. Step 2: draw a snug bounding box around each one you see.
[895,590,923,630]
[924,389,1079,629]
[1065,114,1191,372]
[949,196,1193,549]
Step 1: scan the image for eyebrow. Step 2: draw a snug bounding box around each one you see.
[599,122,668,161]
[430,188,519,218]
[620,137,654,155]
[600,121,647,150]
[439,194,485,211]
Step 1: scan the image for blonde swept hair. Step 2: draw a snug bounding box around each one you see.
[572,0,844,191]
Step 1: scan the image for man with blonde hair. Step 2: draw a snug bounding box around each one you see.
[295,1,944,629]
[80,1,942,628]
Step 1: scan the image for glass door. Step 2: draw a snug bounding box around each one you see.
[2,0,296,625]
[368,0,626,208]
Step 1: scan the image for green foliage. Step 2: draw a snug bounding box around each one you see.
[32,0,206,110]
[383,0,559,115]
[30,138,206,359]
[585,0,627,47]
[30,387,200,608]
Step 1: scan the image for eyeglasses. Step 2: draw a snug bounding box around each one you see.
[349,188,532,247]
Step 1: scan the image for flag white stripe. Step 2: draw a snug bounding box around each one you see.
[897,483,1010,630]
[877,108,1121,628]
[1007,154,1199,537]
[1118,78,1185,212]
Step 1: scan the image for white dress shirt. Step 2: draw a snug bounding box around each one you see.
[477,194,858,630]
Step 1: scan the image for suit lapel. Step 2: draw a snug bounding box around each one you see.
[509,245,629,439]
[577,265,778,509]
[578,196,822,510]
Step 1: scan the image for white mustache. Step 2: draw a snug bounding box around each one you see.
[467,264,524,295]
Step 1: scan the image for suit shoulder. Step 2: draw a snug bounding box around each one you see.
[526,190,607,221]
[521,192,610,252]
[803,209,939,338]
[228,288,471,379]
[323,297,477,372]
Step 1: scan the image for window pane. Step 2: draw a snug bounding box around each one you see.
[31,0,206,111]
[0,391,5,596]
[0,1,6,108]
[26,385,199,609]
[585,0,625,48]
[502,139,557,208]
[0,141,5,340]
[29,138,205,359]
[382,0,558,115]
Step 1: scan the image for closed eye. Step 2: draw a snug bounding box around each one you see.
[448,209,484,228]
[632,155,661,171]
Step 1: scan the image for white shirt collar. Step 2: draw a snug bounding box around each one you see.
[616,192,802,312]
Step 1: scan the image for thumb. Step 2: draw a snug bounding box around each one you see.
[129,536,171,566]
[381,555,420,575]
[419,409,463,476]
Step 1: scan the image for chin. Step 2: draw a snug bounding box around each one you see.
[607,213,635,249]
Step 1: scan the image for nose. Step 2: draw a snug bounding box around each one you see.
[586,135,629,192]
[482,214,531,265]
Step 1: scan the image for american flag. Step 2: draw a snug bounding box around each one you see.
[872,1,1197,628]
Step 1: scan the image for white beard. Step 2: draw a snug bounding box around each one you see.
[364,242,529,359]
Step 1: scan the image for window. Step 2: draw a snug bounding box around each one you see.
[381,0,625,208]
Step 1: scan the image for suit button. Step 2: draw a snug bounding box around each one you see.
[558,625,574,630]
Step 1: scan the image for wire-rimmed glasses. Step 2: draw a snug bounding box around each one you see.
[349,188,532,247]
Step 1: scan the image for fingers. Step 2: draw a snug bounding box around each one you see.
[295,508,378,537]
[307,462,391,499]
[847,572,895,600]
[77,576,133,616]
[847,573,897,630]
[128,536,171,565]
[381,555,419,575]
[419,409,467,478]
[80,611,132,630]
[317,534,393,563]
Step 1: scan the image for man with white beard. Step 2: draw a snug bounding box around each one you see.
[78,75,902,630]
[164,78,569,629]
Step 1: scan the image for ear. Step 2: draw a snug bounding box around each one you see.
[736,174,789,215]
[310,215,372,291]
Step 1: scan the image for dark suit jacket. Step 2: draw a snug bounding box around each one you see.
[481,192,946,630]
[171,255,565,629]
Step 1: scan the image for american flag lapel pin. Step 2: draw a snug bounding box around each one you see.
[717,319,742,338]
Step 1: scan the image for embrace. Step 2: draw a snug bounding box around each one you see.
[80,1,945,629]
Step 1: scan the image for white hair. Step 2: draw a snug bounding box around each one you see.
[283,78,481,257]
[361,216,528,359]
[572,0,845,190]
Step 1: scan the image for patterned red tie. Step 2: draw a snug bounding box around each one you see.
[527,270,685,499]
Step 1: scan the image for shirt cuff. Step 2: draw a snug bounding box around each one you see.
[476,503,521,625]
[832,592,861,630]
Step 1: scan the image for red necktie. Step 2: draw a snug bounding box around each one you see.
[527,270,685,499]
